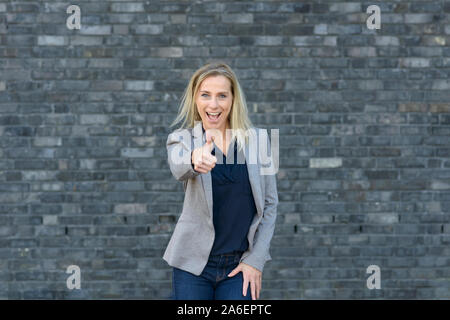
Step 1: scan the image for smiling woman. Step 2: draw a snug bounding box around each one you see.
[165,61,279,301]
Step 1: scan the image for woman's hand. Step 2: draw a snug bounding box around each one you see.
[191,135,217,173]
[228,262,262,300]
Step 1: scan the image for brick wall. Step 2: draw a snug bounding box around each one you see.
[0,0,449,299]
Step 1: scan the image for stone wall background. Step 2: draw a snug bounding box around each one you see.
[0,0,450,299]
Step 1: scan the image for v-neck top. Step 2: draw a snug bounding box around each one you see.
[201,126,257,256]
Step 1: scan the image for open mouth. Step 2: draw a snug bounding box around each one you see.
[206,111,222,121]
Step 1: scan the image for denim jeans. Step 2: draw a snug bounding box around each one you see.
[171,251,252,300]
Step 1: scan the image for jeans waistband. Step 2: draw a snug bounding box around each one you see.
[209,250,244,258]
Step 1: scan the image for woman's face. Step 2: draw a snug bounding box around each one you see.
[195,75,233,132]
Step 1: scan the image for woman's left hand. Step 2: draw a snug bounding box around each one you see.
[228,262,262,300]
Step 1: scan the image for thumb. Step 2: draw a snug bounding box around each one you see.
[228,265,241,277]
[204,135,215,153]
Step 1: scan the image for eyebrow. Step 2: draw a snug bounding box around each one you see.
[199,90,229,94]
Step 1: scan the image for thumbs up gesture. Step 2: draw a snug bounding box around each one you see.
[191,134,217,174]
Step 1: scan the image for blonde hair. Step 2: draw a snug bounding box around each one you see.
[170,61,254,152]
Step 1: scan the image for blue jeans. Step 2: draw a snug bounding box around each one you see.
[171,251,252,300]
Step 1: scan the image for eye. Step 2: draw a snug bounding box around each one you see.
[220,94,227,98]
[201,93,209,97]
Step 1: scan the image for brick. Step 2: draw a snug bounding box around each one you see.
[410,47,442,56]
[347,47,377,57]
[309,158,342,168]
[87,59,123,69]
[430,104,450,113]
[37,36,67,46]
[366,213,399,224]
[399,58,430,68]
[432,80,450,90]
[404,14,435,24]
[91,81,123,91]
[423,36,446,46]
[133,25,163,35]
[120,148,154,158]
[111,3,145,12]
[292,36,337,46]
[33,137,62,147]
[43,215,58,225]
[124,81,154,91]
[113,25,129,35]
[255,36,283,46]
[375,36,400,46]
[314,24,328,35]
[79,115,109,125]
[330,3,361,13]
[398,103,428,112]
[327,25,361,35]
[222,14,253,24]
[79,26,111,35]
[153,47,182,57]
[70,36,103,46]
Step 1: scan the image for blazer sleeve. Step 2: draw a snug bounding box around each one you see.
[166,129,202,181]
[241,134,279,273]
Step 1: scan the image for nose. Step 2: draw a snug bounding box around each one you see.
[209,98,219,108]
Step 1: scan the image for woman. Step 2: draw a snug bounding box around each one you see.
[164,61,278,300]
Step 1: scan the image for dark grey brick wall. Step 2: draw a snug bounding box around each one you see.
[1,0,450,299]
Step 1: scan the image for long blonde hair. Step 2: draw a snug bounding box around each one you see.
[170,61,254,152]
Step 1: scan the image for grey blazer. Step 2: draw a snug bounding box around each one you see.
[163,121,278,276]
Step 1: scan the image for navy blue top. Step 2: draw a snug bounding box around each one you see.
[200,126,257,256]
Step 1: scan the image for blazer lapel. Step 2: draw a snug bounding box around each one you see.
[201,172,213,220]
[245,145,263,218]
